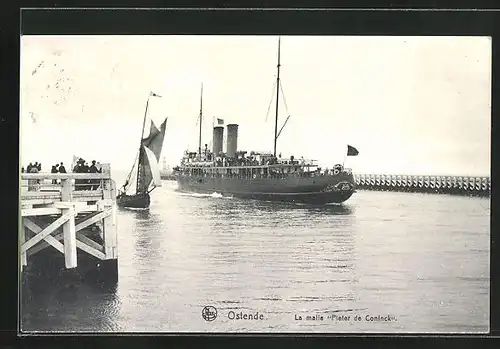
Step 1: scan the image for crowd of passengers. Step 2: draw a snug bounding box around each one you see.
[181,164,347,179]
[22,157,103,191]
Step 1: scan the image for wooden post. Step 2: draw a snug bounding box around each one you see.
[21,225,27,267]
[61,178,77,269]
[102,179,117,259]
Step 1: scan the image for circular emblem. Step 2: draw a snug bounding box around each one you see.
[202,306,218,321]
[341,183,351,191]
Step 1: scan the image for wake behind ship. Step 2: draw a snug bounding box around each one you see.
[173,38,357,204]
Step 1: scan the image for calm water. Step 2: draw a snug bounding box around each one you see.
[21,179,490,333]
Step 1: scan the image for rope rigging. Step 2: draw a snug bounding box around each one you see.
[265,78,290,123]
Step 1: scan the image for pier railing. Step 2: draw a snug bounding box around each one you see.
[20,170,118,275]
[353,173,490,197]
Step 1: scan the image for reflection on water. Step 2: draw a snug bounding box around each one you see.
[21,181,489,333]
[22,281,121,332]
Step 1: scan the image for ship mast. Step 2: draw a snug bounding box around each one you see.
[198,83,203,160]
[135,93,151,193]
[273,37,281,157]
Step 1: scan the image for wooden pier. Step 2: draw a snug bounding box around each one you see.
[353,173,490,197]
[20,164,118,285]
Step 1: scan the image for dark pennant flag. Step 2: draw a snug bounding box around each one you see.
[347,145,359,156]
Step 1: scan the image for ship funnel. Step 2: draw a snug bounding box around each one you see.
[213,126,224,156]
[226,124,239,158]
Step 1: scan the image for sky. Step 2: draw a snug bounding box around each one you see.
[19,35,491,176]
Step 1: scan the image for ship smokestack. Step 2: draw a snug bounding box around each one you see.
[226,124,239,158]
[213,126,224,157]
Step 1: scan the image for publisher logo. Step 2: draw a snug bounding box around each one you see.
[202,306,218,322]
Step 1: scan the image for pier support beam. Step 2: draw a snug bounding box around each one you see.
[102,180,118,260]
[20,226,27,268]
[61,179,78,269]
[21,170,118,288]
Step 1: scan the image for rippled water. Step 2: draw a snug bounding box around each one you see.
[21,180,490,333]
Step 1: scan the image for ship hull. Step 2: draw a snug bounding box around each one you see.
[117,192,150,209]
[175,174,355,204]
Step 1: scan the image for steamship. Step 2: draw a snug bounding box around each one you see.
[172,38,356,204]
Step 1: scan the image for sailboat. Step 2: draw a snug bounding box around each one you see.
[117,91,168,209]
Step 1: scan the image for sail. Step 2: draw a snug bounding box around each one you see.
[136,145,162,192]
[142,117,168,161]
[144,146,162,187]
[136,118,167,193]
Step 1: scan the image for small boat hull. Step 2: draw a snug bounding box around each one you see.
[117,192,150,209]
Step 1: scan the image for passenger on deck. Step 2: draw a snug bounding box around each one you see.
[27,163,33,172]
[37,162,42,171]
[21,167,24,173]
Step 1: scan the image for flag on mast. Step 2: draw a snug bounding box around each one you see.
[150,91,162,98]
[347,145,359,156]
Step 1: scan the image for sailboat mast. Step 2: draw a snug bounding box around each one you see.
[198,83,203,160]
[136,93,151,192]
[273,37,281,157]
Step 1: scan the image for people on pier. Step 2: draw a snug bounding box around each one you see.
[73,158,84,190]
[28,163,39,191]
[59,162,66,173]
[51,164,58,184]
[89,160,102,190]
[83,161,90,173]
[72,158,102,190]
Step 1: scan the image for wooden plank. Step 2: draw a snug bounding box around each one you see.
[54,201,87,211]
[75,211,101,225]
[43,234,65,254]
[21,226,27,266]
[103,208,117,260]
[62,208,77,269]
[20,198,58,205]
[60,181,77,269]
[21,210,74,253]
[22,207,61,217]
[22,173,111,180]
[26,231,64,256]
[21,205,97,217]
[76,234,104,252]
[21,192,62,200]
[75,208,112,232]
[76,240,106,260]
[23,218,65,255]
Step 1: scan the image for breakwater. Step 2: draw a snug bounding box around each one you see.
[353,173,490,197]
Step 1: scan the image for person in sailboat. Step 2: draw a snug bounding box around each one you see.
[117,179,130,200]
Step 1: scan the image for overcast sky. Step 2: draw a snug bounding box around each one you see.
[20,35,491,176]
